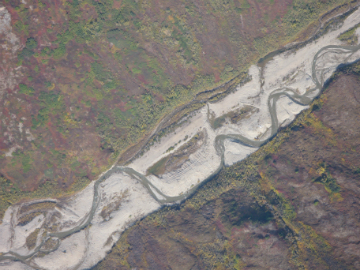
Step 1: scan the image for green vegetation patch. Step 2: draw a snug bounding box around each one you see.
[26,228,40,250]
[31,91,64,128]
[20,202,56,214]
[146,156,168,176]
[11,150,33,174]
[313,164,341,194]
[209,105,257,130]
[91,62,110,82]
[18,37,37,60]
[146,130,205,176]
[338,23,360,45]
[19,84,35,96]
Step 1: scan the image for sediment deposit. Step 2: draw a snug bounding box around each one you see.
[1,6,360,270]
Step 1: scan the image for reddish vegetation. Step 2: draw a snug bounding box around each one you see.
[0,0,304,194]
[257,74,360,269]
[113,0,122,10]
[137,74,149,85]
[94,68,360,269]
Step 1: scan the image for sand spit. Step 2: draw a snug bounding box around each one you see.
[1,6,360,270]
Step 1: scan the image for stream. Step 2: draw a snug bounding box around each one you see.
[1,9,360,270]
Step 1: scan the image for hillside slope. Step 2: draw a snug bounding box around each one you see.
[0,0,352,211]
[93,60,360,269]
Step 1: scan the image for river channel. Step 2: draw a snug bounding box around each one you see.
[1,6,360,270]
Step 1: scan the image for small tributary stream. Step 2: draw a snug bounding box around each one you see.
[1,11,360,270]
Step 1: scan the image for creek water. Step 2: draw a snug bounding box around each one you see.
[1,12,360,270]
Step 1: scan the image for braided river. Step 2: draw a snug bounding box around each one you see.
[2,6,360,270]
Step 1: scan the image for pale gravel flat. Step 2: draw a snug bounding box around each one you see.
[1,6,360,270]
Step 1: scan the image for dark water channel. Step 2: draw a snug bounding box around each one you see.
[1,27,360,270]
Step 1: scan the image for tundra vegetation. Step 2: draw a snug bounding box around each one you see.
[0,0,355,220]
[93,58,360,270]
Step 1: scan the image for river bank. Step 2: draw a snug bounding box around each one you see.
[1,5,360,270]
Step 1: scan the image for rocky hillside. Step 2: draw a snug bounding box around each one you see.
[93,60,360,269]
[0,0,351,218]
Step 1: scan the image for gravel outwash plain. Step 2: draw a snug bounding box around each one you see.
[2,3,360,270]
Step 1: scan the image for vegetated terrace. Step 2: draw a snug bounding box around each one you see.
[0,0,353,219]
